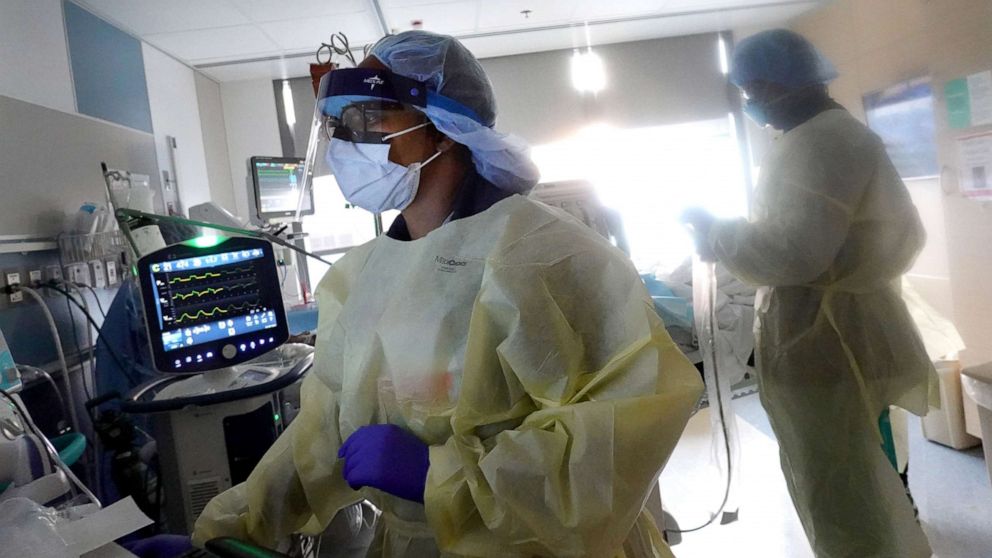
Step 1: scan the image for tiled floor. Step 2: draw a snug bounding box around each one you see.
[659,394,992,558]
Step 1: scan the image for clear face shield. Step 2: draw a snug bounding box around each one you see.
[296,68,430,220]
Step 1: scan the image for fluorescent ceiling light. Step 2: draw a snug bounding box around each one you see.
[571,49,607,94]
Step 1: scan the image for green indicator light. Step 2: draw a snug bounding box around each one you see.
[274,414,281,422]
[185,235,228,249]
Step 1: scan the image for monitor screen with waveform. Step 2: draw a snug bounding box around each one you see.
[250,156,313,221]
[138,236,289,373]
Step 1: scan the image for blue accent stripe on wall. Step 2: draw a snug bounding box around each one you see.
[63,1,153,133]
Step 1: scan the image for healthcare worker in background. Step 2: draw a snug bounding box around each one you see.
[683,29,934,557]
[194,30,703,557]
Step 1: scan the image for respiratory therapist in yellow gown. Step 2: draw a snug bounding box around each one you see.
[194,30,703,557]
[682,29,934,558]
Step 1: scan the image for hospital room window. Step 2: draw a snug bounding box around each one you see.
[531,116,748,275]
[298,175,398,289]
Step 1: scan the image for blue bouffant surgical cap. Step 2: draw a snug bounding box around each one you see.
[369,31,539,193]
[730,29,839,90]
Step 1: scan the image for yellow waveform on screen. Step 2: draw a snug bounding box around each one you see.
[169,271,221,284]
[171,282,255,301]
[175,302,256,323]
[173,286,224,300]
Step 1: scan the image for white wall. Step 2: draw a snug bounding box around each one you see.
[904,179,954,318]
[0,0,75,113]
[142,42,212,209]
[220,78,282,220]
[195,72,237,213]
[481,33,731,146]
[787,0,992,366]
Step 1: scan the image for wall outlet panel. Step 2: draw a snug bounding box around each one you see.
[4,271,22,304]
[88,260,106,289]
[105,260,118,286]
[46,265,63,283]
[64,263,90,286]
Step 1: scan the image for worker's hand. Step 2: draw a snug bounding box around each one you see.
[680,207,718,263]
[339,424,429,503]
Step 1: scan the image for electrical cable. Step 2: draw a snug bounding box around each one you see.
[54,245,91,401]
[44,283,143,387]
[22,284,101,495]
[15,364,68,425]
[56,253,93,399]
[0,387,101,507]
[62,282,96,401]
[81,284,107,319]
[667,261,735,535]
[259,230,331,266]
[46,283,142,386]
[19,286,82,435]
[133,426,154,443]
[64,281,103,500]
[68,283,102,391]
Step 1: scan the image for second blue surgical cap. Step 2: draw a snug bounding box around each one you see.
[370,31,539,193]
[730,29,839,89]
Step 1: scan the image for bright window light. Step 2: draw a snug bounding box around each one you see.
[570,49,607,94]
[718,35,729,75]
[282,80,296,127]
[531,118,748,275]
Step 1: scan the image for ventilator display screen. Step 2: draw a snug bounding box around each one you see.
[138,236,289,373]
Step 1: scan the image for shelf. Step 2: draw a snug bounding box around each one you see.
[0,235,57,254]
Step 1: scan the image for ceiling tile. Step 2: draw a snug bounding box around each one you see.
[225,0,369,22]
[199,55,315,81]
[144,25,281,63]
[380,0,468,7]
[75,0,250,34]
[476,0,577,31]
[79,0,822,81]
[257,13,383,53]
[662,0,777,12]
[572,0,668,21]
[461,3,816,60]
[384,2,480,34]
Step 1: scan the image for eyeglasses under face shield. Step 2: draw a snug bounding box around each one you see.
[315,68,431,145]
[322,101,430,144]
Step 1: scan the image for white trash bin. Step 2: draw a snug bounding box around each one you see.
[923,360,981,449]
[961,363,992,486]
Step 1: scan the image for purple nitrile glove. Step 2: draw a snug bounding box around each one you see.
[338,424,430,503]
[122,534,192,558]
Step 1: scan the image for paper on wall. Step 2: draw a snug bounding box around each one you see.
[957,133,992,201]
[967,71,992,127]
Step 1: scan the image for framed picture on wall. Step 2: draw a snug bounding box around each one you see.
[863,77,940,180]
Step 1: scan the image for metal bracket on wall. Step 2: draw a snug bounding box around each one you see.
[0,235,57,255]
[160,135,185,216]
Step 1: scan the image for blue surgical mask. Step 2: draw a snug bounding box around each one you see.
[742,87,807,129]
[325,122,442,213]
[743,99,769,128]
